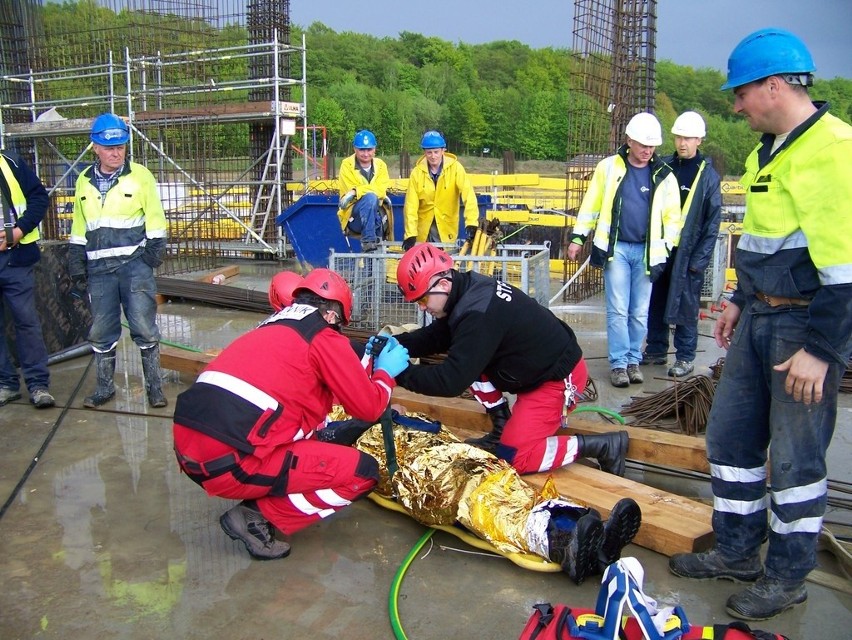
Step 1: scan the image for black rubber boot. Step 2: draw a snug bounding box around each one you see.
[141,344,168,408]
[548,512,605,585]
[83,349,116,408]
[464,402,510,454]
[577,431,629,476]
[598,497,642,571]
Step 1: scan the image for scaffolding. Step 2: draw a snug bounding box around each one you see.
[0,0,308,274]
[558,0,658,301]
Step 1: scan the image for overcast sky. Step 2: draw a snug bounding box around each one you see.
[290,0,851,81]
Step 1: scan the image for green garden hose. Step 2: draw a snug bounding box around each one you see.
[572,405,626,424]
[389,529,436,639]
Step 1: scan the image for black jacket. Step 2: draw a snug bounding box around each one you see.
[396,270,583,396]
[662,152,722,325]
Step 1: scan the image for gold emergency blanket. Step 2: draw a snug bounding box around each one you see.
[354,416,561,555]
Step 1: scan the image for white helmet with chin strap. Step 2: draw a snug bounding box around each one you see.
[671,111,706,138]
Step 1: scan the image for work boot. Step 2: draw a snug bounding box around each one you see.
[626,364,643,384]
[610,368,629,388]
[548,511,605,585]
[725,576,807,621]
[668,360,695,377]
[577,431,629,476]
[84,349,116,408]
[30,389,56,409]
[219,500,291,560]
[598,498,642,571]
[140,345,168,408]
[0,387,22,406]
[669,548,763,582]
[464,402,510,454]
[640,352,667,366]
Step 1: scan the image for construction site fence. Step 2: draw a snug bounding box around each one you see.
[329,243,551,332]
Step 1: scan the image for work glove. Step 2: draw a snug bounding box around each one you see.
[141,245,164,268]
[366,334,399,358]
[70,275,88,300]
[374,341,410,378]
[465,225,478,241]
[402,236,416,251]
[339,190,356,210]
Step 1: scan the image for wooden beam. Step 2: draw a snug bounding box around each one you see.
[160,346,219,377]
[392,388,709,474]
[197,265,240,284]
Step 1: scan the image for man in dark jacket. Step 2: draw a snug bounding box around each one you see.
[390,243,628,477]
[0,150,54,409]
[642,111,722,377]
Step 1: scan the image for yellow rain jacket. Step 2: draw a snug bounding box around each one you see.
[336,154,390,230]
[403,152,478,243]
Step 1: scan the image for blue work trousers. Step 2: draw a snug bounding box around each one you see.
[706,306,840,582]
[645,262,698,362]
[604,241,652,369]
[0,256,50,392]
[346,193,383,243]
[87,258,160,353]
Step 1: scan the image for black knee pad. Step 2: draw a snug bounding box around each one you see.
[355,451,380,484]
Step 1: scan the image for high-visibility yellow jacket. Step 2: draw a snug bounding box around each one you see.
[571,145,682,282]
[732,103,852,365]
[69,161,167,276]
[403,152,479,243]
[336,154,390,230]
[0,152,48,267]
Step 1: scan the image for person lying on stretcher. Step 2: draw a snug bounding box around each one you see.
[318,406,641,585]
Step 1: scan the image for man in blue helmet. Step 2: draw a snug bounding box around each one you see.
[669,28,852,621]
[402,130,479,251]
[337,130,390,253]
[68,113,169,409]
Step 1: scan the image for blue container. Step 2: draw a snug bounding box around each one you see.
[276,192,491,267]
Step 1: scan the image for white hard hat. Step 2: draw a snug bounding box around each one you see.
[671,111,706,138]
[625,112,663,146]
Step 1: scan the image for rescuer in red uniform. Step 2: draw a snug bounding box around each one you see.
[172,269,410,560]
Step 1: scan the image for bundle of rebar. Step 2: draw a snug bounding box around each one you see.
[620,375,717,435]
[156,277,271,313]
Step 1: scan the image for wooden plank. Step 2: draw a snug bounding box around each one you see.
[197,265,240,284]
[392,388,709,474]
[444,423,714,556]
[160,346,219,377]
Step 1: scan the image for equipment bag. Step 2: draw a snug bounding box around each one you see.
[518,557,789,640]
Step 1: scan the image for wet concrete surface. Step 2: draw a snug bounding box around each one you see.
[1,261,850,639]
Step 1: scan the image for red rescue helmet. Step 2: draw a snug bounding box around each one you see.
[396,243,454,302]
[268,271,304,311]
[294,268,353,324]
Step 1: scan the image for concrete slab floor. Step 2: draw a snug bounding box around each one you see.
[1,262,850,639]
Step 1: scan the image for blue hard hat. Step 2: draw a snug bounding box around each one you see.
[721,28,815,90]
[90,113,129,146]
[353,129,377,149]
[421,130,446,149]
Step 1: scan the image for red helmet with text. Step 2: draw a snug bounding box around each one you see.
[294,268,353,324]
[268,271,304,312]
[397,243,454,302]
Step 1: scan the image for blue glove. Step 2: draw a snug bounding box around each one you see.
[366,334,399,358]
[374,342,410,378]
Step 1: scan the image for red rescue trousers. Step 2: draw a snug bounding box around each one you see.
[174,424,379,535]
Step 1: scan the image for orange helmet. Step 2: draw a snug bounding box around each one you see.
[294,268,353,324]
[396,243,454,302]
[268,271,304,312]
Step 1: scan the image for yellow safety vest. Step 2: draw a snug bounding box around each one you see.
[0,156,40,245]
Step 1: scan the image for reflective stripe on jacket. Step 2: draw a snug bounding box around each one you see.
[733,104,852,365]
[70,161,167,274]
[572,146,682,282]
[403,152,478,243]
